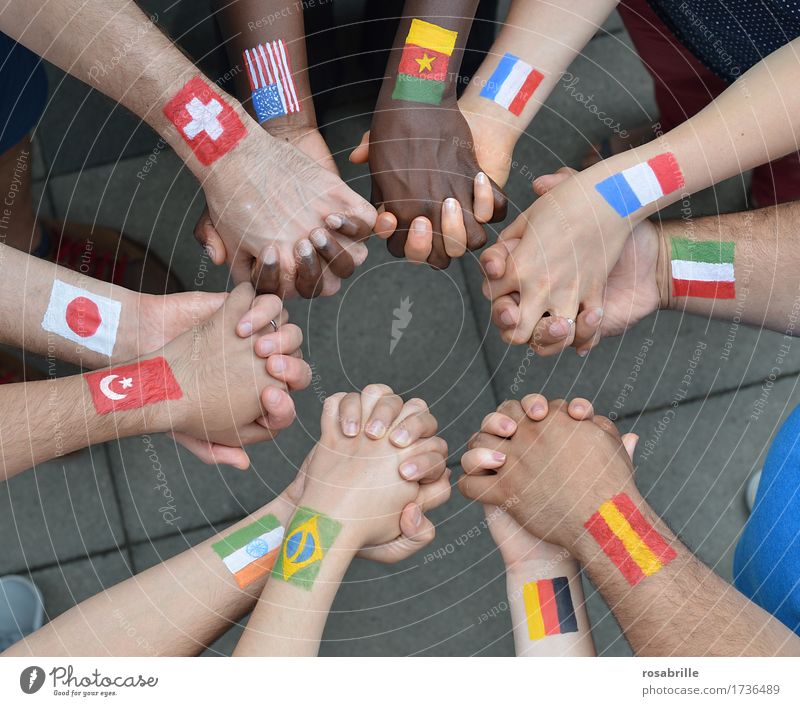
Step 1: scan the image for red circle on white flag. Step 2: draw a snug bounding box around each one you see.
[66,296,102,337]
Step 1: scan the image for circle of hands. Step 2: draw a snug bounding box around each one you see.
[163,86,660,560]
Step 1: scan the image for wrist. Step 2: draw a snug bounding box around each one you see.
[655,222,673,311]
[505,554,579,582]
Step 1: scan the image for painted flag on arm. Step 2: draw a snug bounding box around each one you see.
[671,238,735,299]
[595,153,684,218]
[585,493,677,586]
[523,577,579,641]
[42,280,121,356]
[84,357,183,415]
[243,40,301,124]
[212,515,285,588]
[392,19,458,105]
[272,506,341,590]
[480,53,544,116]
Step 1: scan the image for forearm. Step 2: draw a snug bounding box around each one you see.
[583,38,800,222]
[0,243,145,366]
[377,0,480,109]
[4,492,296,656]
[0,371,161,481]
[234,507,352,656]
[0,1,255,175]
[461,0,619,153]
[571,491,800,656]
[505,555,595,656]
[213,0,314,133]
[654,201,800,333]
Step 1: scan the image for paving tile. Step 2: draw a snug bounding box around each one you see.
[0,448,126,575]
[27,550,132,623]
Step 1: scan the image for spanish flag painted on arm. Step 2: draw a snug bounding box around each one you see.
[392,19,458,105]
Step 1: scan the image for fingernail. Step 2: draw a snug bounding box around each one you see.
[390,427,411,446]
[485,261,500,278]
[412,219,426,234]
[531,403,545,417]
[586,308,604,327]
[578,349,589,358]
[400,462,420,480]
[366,420,386,439]
[238,321,252,336]
[297,239,313,257]
[500,310,516,327]
[476,172,488,185]
[263,246,278,265]
[572,403,585,414]
[500,419,515,433]
[266,388,282,405]
[325,214,344,230]
[310,228,328,248]
[411,504,423,527]
[549,320,568,338]
[445,197,458,213]
[343,420,359,437]
[270,358,285,373]
[492,451,506,463]
[205,245,215,261]
[259,339,276,356]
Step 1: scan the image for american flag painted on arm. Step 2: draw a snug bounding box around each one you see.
[243,40,301,123]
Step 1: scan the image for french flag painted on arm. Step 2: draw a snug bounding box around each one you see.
[480,53,544,116]
[594,153,685,218]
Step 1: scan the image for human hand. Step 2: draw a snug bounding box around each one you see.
[151,283,310,451]
[459,397,639,550]
[480,164,640,348]
[483,168,663,355]
[296,386,451,551]
[365,98,507,268]
[194,129,375,298]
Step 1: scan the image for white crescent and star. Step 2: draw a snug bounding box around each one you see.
[99,374,134,401]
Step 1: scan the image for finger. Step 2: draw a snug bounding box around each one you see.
[338,392,363,437]
[236,293,283,337]
[480,411,518,436]
[460,198,487,252]
[325,213,368,241]
[427,207,451,270]
[319,392,347,437]
[398,450,447,482]
[528,315,574,355]
[266,355,312,390]
[621,433,639,460]
[295,239,325,299]
[567,397,594,420]
[259,386,297,432]
[466,431,508,452]
[254,323,303,358]
[491,296,521,333]
[592,415,622,438]
[509,290,546,346]
[405,217,433,263]
[481,242,512,281]
[359,383,395,421]
[457,473,505,505]
[310,227,355,279]
[374,209,398,239]
[389,410,438,448]
[496,399,527,424]
[349,130,370,164]
[356,505,436,564]
[488,174,508,223]
[414,469,452,507]
[442,198,467,258]
[473,172,495,224]
[574,306,604,357]
[520,393,549,421]
[461,447,507,475]
[532,167,577,197]
[370,179,385,211]
[169,432,250,471]
[193,209,227,265]
[251,244,281,295]
[365,393,405,439]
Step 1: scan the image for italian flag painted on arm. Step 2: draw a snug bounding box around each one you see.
[671,238,736,299]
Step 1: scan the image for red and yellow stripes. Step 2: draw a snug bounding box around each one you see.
[585,493,677,585]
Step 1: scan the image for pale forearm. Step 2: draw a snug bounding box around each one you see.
[654,201,800,334]
[461,0,618,151]
[572,492,800,656]
[505,556,595,656]
[5,493,296,656]
[0,243,142,366]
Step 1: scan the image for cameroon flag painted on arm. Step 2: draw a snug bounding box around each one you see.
[392,19,458,105]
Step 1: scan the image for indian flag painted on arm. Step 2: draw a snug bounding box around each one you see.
[212,514,285,588]
[392,19,458,105]
[671,238,735,299]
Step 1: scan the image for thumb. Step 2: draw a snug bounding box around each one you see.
[225,281,257,319]
[531,167,578,196]
[356,504,436,564]
[193,208,228,265]
[349,130,370,164]
[621,433,639,461]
